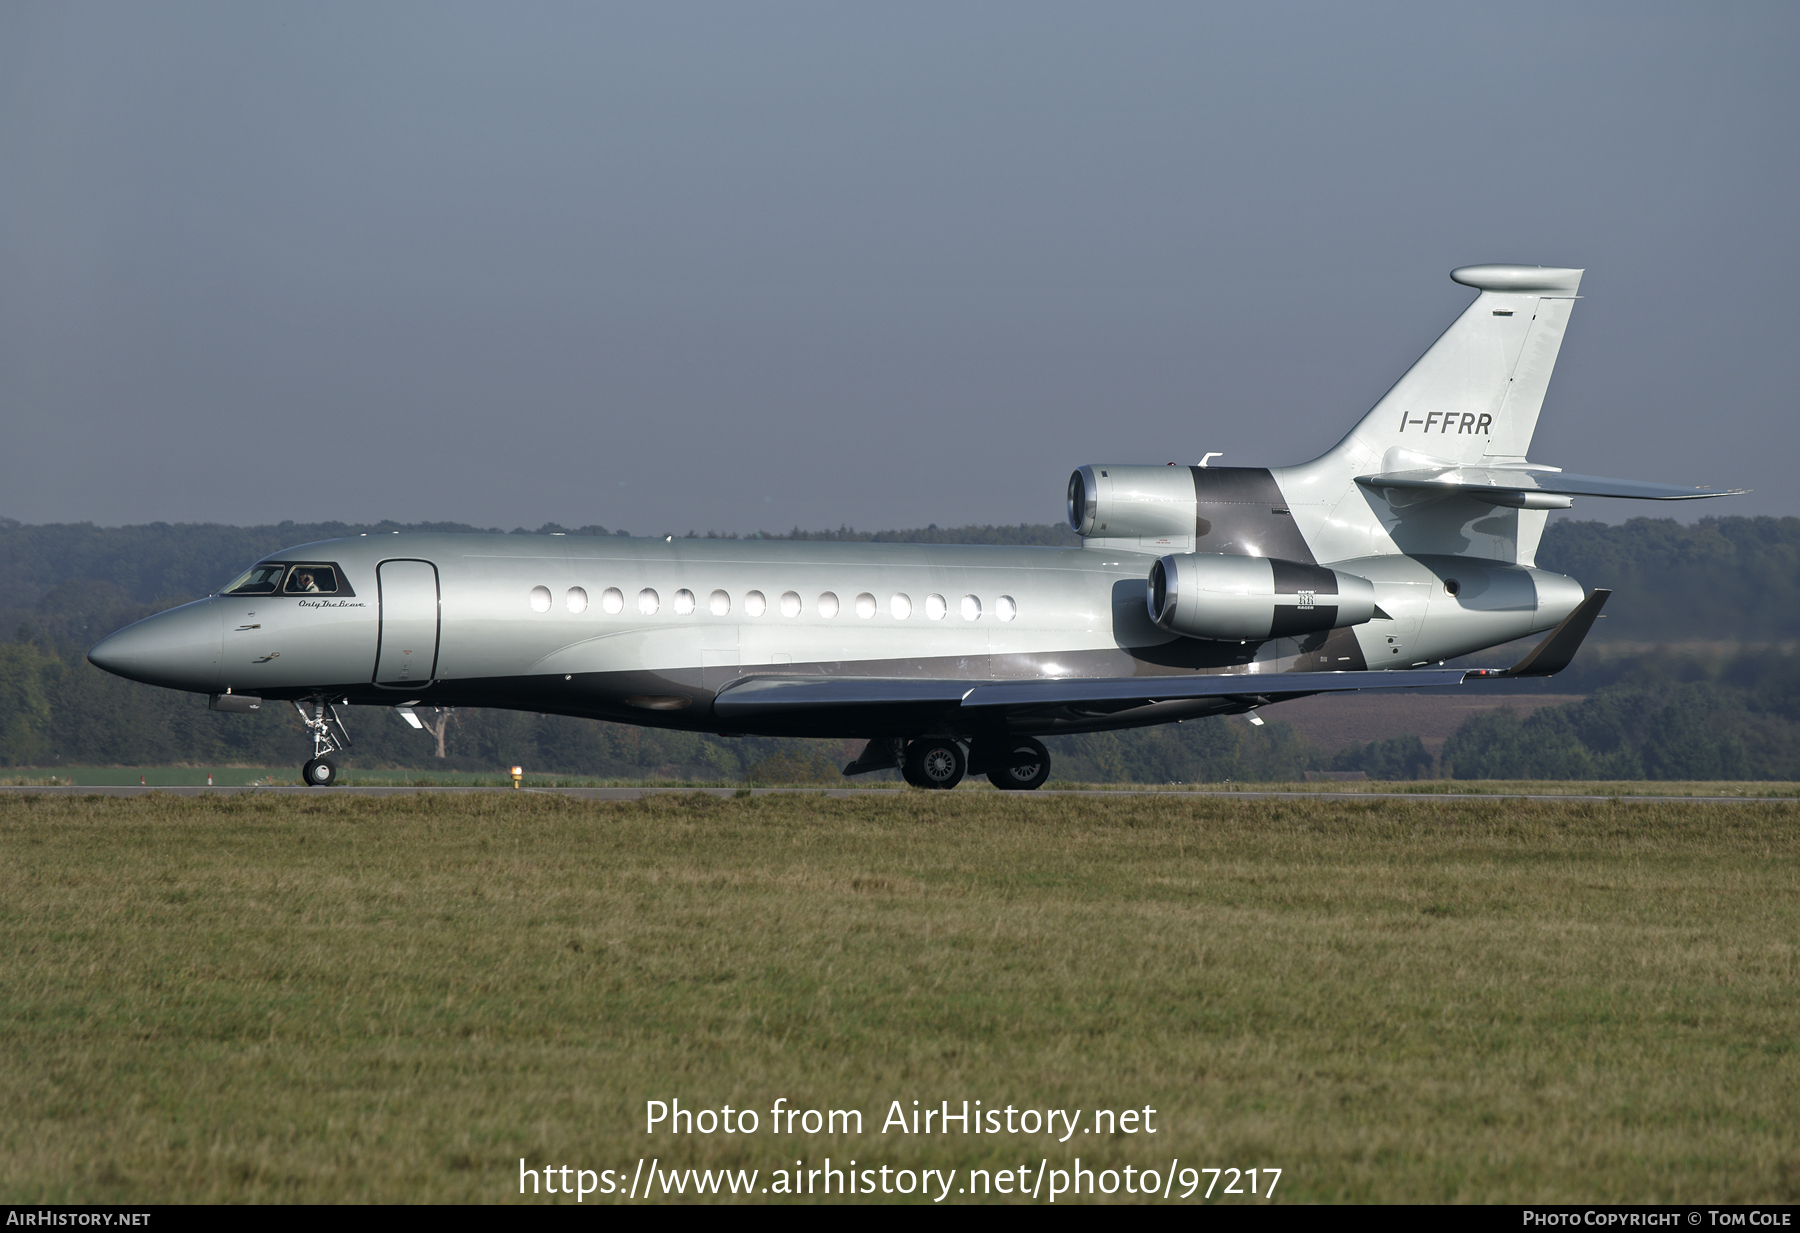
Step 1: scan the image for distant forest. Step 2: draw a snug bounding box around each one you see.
[3,515,1797,781]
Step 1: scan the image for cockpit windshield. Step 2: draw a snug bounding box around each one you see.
[221,564,287,595]
[220,561,350,597]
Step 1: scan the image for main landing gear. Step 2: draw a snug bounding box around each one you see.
[902,738,966,790]
[295,699,353,787]
[979,737,1051,791]
[842,735,1053,791]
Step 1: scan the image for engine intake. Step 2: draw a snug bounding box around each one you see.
[1148,553,1377,641]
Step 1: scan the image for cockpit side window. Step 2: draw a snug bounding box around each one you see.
[284,565,341,595]
[222,564,288,595]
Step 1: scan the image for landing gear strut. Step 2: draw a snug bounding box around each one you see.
[295,699,352,787]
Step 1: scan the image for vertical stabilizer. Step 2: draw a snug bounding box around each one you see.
[1335,264,1582,468]
[1278,265,1584,566]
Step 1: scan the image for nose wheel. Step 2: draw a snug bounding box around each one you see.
[294,698,353,786]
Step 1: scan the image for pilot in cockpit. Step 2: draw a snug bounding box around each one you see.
[291,571,321,593]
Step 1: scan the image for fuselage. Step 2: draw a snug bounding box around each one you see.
[88,529,1583,739]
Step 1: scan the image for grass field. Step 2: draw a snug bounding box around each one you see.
[2,790,1796,1204]
[7,767,1799,797]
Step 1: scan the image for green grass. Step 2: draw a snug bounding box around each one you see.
[7,767,1798,796]
[1,792,1796,1203]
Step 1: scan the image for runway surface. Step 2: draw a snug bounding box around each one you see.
[3,785,1792,804]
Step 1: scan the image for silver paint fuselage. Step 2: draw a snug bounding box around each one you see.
[89,530,1582,739]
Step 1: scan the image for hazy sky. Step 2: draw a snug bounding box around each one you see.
[3,3,1795,533]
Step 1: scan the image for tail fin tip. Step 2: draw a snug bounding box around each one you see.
[1450,264,1584,296]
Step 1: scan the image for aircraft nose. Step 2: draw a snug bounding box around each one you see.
[88,600,223,692]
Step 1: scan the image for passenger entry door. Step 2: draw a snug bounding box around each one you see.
[374,559,440,687]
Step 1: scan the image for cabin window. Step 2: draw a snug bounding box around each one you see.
[638,588,660,615]
[601,587,624,615]
[960,594,982,621]
[566,587,588,613]
[710,589,731,616]
[530,586,552,613]
[855,592,877,619]
[283,566,340,595]
[925,594,947,620]
[224,564,287,595]
[780,591,802,618]
[996,595,1017,621]
[745,590,767,617]
[891,593,912,620]
[817,591,840,618]
[674,588,696,615]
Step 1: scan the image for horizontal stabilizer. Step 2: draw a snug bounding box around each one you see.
[1358,467,1745,502]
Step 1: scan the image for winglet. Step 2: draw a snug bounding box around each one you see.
[1478,589,1611,678]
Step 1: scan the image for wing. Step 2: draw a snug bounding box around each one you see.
[713,589,1612,724]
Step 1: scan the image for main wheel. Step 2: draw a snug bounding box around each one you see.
[904,738,966,790]
[302,756,338,787]
[986,737,1050,791]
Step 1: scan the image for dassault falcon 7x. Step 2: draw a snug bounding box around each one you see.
[89,265,1742,788]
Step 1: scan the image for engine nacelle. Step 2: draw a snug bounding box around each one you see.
[1068,464,1198,538]
[1147,553,1377,641]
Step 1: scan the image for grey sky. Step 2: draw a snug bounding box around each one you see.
[3,3,1795,533]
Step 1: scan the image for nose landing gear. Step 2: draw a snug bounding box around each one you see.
[295,699,353,787]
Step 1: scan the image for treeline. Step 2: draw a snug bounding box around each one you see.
[1436,646,1800,779]
[4,513,1800,781]
[1534,516,1800,641]
[1326,645,1800,781]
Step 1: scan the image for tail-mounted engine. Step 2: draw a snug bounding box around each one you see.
[1147,553,1377,641]
[1068,465,1198,539]
[1068,463,1319,559]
